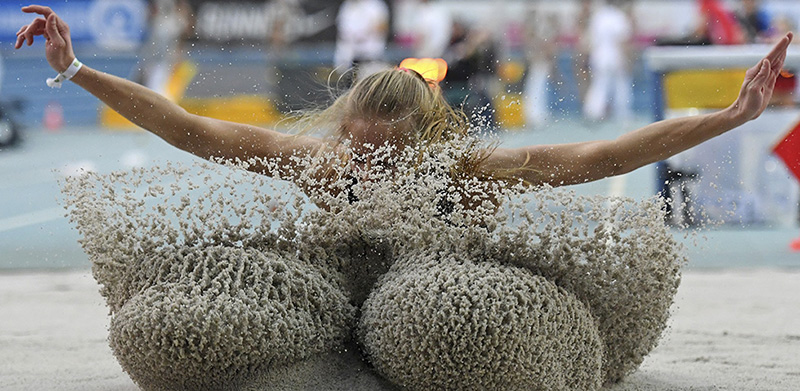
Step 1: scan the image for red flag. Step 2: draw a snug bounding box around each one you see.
[773,118,800,182]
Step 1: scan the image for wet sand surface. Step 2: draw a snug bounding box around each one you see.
[1,268,798,391]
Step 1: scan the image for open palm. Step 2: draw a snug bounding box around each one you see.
[733,33,793,122]
[15,5,75,73]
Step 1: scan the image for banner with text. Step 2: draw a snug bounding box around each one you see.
[187,0,345,44]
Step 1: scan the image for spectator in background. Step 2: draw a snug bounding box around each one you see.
[583,0,633,123]
[139,0,193,97]
[0,49,4,123]
[573,0,593,104]
[697,0,745,45]
[443,20,498,131]
[522,8,558,129]
[412,0,452,58]
[269,0,301,51]
[737,0,771,43]
[0,50,4,96]
[655,0,744,46]
[265,0,301,104]
[0,50,21,149]
[769,15,798,106]
[334,0,390,81]
[771,14,798,42]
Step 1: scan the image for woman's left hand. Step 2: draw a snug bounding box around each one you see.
[730,32,793,123]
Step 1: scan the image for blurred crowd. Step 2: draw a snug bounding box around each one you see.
[665,0,791,46]
[3,0,800,134]
[332,0,800,129]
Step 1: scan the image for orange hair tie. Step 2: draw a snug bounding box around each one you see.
[398,58,448,83]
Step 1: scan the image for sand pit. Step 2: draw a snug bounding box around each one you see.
[2,268,799,390]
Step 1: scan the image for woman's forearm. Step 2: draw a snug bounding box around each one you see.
[608,106,747,175]
[617,33,794,173]
[491,107,750,187]
[502,34,792,187]
[70,65,194,145]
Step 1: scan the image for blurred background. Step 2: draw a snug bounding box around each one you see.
[1,0,800,269]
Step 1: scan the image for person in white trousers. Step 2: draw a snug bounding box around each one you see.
[523,8,558,129]
[334,0,390,80]
[413,0,452,59]
[583,0,633,123]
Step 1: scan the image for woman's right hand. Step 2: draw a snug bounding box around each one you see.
[728,32,793,124]
[15,5,76,74]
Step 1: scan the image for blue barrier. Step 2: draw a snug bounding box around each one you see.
[1,51,137,127]
[0,0,146,48]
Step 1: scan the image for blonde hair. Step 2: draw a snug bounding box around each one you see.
[294,68,493,179]
[303,70,464,140]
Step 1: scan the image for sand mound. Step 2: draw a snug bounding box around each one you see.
[360,251,604,391]
[61,136,684,390]
[107,246,354,391]
[495,193,684,382]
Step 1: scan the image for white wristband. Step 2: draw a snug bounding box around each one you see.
[46,58,83,89]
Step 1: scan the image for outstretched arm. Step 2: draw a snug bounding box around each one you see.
[485,33,793,187]
[15,5,320,176]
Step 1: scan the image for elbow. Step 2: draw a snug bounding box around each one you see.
[606,158,632,178]
[598,138,656,178]
[158,127,194,151]
[592,145,634,179]
[155,112,205,152]
[163,131,197,152]
[166,131,218,159]
[605,156,639,179]
[577,141,616,178]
